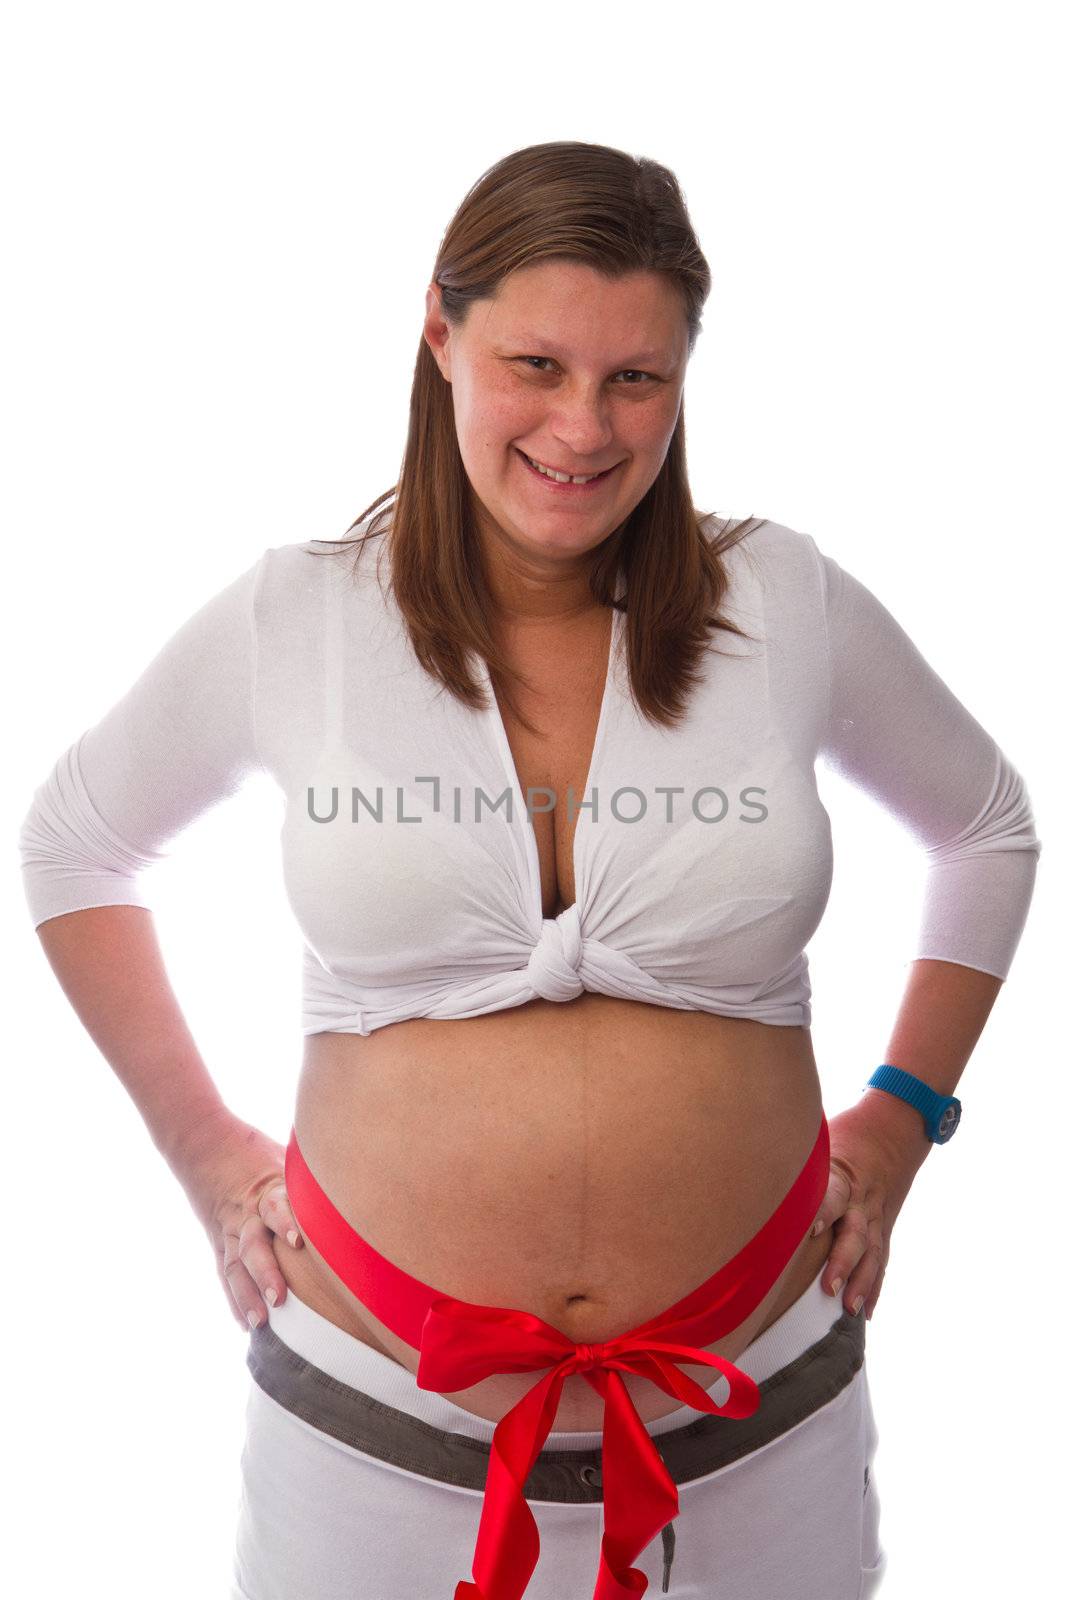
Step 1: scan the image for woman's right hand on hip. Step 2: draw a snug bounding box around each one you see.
[176,1113,304,1331]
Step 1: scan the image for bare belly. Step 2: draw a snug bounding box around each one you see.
[273,994,836,1431]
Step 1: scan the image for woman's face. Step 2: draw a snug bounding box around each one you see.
[423,260,690,565]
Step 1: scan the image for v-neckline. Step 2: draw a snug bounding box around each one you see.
[475,601,622,926]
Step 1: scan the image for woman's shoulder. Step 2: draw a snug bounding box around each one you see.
[255,532,389,609]
[700,511,823,590]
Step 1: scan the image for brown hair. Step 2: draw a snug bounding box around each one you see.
[309,139,765,734]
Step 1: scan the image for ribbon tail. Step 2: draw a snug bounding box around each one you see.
[580,1349,763,1599]
[580,1368,681,1600]
[453,1367,569,1600]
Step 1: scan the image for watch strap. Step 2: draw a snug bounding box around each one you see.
[866,1063,962,1144]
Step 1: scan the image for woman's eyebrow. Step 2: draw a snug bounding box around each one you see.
[495,334,670,365]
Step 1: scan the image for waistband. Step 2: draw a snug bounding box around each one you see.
[248,1267,863,1492]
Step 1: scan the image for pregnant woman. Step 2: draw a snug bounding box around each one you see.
[20,141,1040,1600]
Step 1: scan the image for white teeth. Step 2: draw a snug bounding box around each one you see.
[524,452,603,485]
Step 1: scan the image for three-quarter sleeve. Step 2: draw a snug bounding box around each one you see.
[18,554,266,929]
[813,543,1041,980]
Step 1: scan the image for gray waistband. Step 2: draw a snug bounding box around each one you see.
[246,1304,865,1502]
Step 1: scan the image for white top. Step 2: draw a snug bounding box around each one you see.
[19,514,1041,1034]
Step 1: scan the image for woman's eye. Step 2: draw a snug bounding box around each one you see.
[517,357,652,385]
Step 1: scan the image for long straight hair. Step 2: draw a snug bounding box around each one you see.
[310,140,765,734]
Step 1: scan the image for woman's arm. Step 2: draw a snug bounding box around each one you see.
[866,956,1005,1165]
[815,546,1041,1137]
[19,551,303,1326]
[19,555,266,1175]
[814,543,1042,991]
[814,542,1041,1098]
[807,540,1042,1317]
[813,954,1007,1321]
[33,903,236,1179]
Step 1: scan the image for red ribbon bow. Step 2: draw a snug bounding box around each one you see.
[417,1293,762,1600]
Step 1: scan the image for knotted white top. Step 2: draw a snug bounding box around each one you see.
[19,515,1042,1036]
[525,906,586,1003]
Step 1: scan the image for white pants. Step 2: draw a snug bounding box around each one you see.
[231,1271,887,1599]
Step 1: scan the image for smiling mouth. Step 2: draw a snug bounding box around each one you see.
[517,448,620,484]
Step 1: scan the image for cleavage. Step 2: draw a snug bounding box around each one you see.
[491,607,614,920]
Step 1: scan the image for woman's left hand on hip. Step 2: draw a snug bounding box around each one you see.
[808,1100,928,1323]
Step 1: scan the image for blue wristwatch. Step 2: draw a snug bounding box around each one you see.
[865,1063,962,1144]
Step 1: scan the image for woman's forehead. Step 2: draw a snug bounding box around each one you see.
[474,267,687,362]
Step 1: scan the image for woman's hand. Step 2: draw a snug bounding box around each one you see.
[175,1113,305,1332]
[809,1097,929,1323]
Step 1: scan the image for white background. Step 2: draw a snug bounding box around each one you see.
[3,2,1061,1594]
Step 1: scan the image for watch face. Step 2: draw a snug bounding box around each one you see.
[938,1104,960,1140]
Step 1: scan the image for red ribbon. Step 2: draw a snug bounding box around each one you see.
[285,1114,829,1600]
[419,1296,762,1600]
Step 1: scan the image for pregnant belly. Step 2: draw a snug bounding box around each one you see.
[275,996,835,1431]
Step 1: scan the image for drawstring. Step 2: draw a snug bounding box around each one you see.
[660,1520,676,1591]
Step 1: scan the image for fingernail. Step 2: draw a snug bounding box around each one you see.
[810,1220,824,1238]
[264,1286,278,1307]
[830,1277,843,1298]
[287,1230,300,1248]
[851,1296,865,1316]
[247,1309,262,1329]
